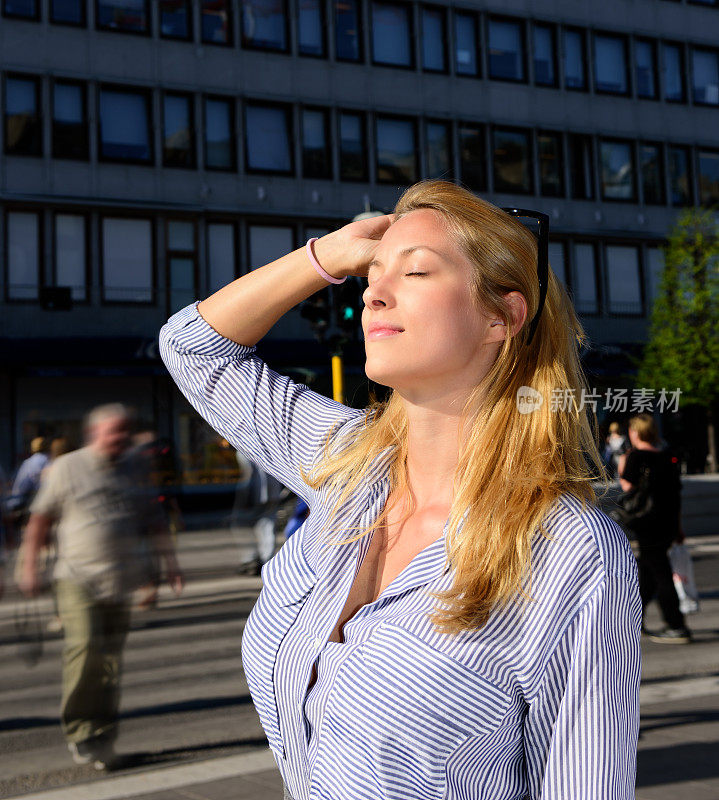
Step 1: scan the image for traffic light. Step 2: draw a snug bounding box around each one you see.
[334,277,365,338]
[300,291,331,341]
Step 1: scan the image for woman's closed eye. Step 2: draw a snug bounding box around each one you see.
[405,271,428,277]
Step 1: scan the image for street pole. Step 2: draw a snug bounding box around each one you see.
[332,354,344,404]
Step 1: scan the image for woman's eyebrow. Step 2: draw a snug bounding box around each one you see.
[368,245,445,268]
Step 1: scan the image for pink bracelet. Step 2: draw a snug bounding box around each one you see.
[306,238,345,285]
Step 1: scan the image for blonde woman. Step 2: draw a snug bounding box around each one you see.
[160,180,641,800]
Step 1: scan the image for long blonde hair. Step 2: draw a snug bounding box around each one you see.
[305,180,609,634]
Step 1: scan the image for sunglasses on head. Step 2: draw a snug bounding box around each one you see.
[500,208,549,347]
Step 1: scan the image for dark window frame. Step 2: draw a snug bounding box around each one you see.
[243,99,295,176]
[301,104,333,180]
[487,14,528,84]
[424,117,454,180]
[159,0,193,41]
[2,0,40,20]
[537,129,565,197]
[240,0,289,52]
[567,132,596,200]
[51,77,89,161]
[491,124,534,195]
[3,207,44,304]
[457,119,487,192]
[297,0,327,59]
[452,9,481,78]
[162,90,197,170]
[50,0,88,26]
[95,0,152,36]
[532,21,558,88]
[245,220,298,275]
[97,83,154,166]
[604,241,645,318]
[599,137,637,203]
[99,213,157,306]
[635,37,659,100]
[639,140,666,206]
[337,108,369,182]
[420,4,449,74]
[668,143,694,206]
[592,30,631,97]
[374,113,419,185]
[562,26,588,92]
[206,218,240,289]
[662,40,687,104]
[164,217,199,319]
[370,0,415,70]
[691,45,719,107]
[548,238,570,291]
[572,240,601,317]
[52,210,91,305]
[3,72,42,157]
[334,0,364,63]
[696,147,719,207]
[201,0,234,46]
[203,93,237,172]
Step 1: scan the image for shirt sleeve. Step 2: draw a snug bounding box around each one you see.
[29,460,66,521]
[619,449,641,486]
[158,302,361,503]
[523,572,642,800]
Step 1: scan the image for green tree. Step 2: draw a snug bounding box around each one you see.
[637,208,719,471]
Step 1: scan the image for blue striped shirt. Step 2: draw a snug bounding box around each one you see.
[159,302,642,800]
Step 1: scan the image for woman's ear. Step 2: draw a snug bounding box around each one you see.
[504,291,528,337]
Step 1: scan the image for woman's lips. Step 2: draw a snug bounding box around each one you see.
[365,327,403,341]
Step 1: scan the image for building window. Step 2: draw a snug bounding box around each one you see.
[96,0,150,34]
[4,75,41,156]
[691,48,719,106]
[249,225,294,269]
[593,33,628,95]
[55,214,87,301]
[204,96,234,171]
[102,217,153,302]
[422,6,447,72]
[606,245,642,315]
[160,0,192,40]
[302,108,332,179]
[163,92,195,168]
[488,18,525,82]
[99,87,152,163]
[339,111,367,181]
[493,128,532,194]
[640,143,665,205]
[298,0,325,56]
[548,241,567,286]
[53,81,88,160]
[645,247,664,305]
[2,0,38,19]
[425,120,452,179]
[207,223,236,293]
[573,243,599,315]
[454,11,479,76]
[458,122,485,190]
[663,42,685,102]
[563,27,586,90]
[568,134,594,200]
[245,103,293,174]
[375,116,417,184]
[635,39,658,99]
[372,1,413,68]
[166,220,196,315]
[538,131,564,197]
[335,0,362,61]
[6,211,40,301]
[698,149,719,207]
[669,145,692,206]
[600,140,635,201]
[241,0,288,50]
[533,24,557,87]
[51,0,86,24]
[202,0,232,44]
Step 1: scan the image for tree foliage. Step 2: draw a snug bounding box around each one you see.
[637,208,719,409]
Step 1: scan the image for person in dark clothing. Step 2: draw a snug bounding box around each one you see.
[618,413,691,644]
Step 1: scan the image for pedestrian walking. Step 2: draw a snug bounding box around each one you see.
[18,403,184,770]
[618,413,691,644]
[7,436,49,525]
[604,421,629,479]
[160,179,641,799]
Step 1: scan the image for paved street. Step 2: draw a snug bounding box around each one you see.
[1,476,717,800]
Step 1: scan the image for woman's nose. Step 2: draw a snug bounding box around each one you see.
[363,281,391,309]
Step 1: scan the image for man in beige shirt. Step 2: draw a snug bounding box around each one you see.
[19,404,183,770]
